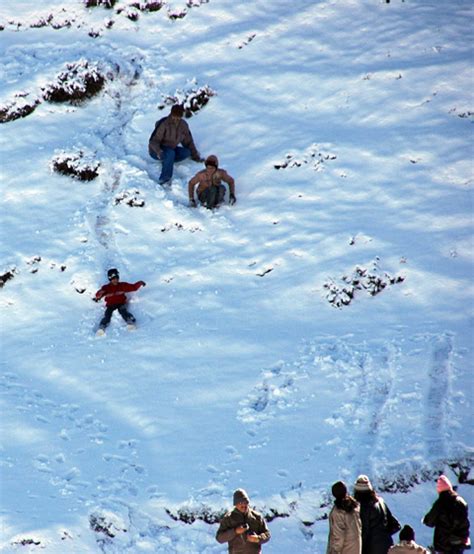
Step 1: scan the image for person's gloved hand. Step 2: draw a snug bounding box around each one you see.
[93,297,100,303]
[138,281,146,287]
[229,193,237,205]
[189,199,197,208]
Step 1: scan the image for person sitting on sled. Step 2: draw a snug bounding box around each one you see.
[94,268,146,335]
[188,154,236,209]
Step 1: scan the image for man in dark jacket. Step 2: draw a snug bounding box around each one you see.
[94,268,146,335]
[423,475,470,554]
[216,489,271,553]
[353,475,401,554]
[148,104,201,185]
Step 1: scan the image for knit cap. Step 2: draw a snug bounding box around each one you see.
[436,475,453,493]
[400,525,415,541]
[205,154,219,168]
[331,481,348,500]
[233,488,250,505]
[170,104,184,117]
[354,474,373,492]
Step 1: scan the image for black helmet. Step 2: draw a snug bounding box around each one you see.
[107,268,119,280]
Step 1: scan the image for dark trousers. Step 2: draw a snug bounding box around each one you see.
[198,185,226,209]
[99,304,135,329]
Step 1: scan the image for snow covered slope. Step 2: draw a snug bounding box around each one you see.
[0,0,472,552]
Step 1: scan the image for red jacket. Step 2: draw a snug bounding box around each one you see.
[95,281,144,306]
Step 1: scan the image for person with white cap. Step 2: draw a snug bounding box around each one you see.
[216,488,270,553]
[423,475,470,554]
[353,474,400,554]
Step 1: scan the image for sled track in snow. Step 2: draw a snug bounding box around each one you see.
[424,333,453,460]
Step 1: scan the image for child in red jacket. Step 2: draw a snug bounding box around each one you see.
[95,268,146,335]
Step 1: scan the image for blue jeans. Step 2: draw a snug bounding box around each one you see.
[151,146,191,183]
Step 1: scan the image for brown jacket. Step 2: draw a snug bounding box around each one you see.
[327,504,362,554]
[188,165,235,199]
[148,115,199,160]
[216,507,270,553]
[389,541,429,554]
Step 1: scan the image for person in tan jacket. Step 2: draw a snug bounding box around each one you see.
[188,154,236,209]
[148,104,201,185]
[327,481,362,554]
[389,525,429,554]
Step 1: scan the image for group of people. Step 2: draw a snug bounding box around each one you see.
[326,474,470,554]
[93,104,239,331]
[148,104,237,209]
[216,475,470,554]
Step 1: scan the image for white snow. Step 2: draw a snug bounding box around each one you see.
[0,0,473,552]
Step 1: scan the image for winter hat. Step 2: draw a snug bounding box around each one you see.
[354,475,373,492]
[233,489,250,505]
[107,268,119,280]
[331,481,348,500]
[436,475,453,493]
[205,154,219,168]
[399,525,415,542]
[170,104,184,117]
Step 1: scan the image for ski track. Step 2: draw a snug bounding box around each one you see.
[424,333,454,460]
[237,334,465,488]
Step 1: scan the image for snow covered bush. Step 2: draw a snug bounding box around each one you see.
[0,93,40,123]
[324,257,405,308]
[274,144,337,171]
[42,59,106,104]
[51,149,100,181]
[84,0,117,8]
[158,83,216,117]
[0,268,16,288]
[128,1,164,12]
[114,189,145,207]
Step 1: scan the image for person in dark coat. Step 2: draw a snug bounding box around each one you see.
[216,489,271,553]
[94,268,145,334]
[353,475,401,554]
[423,475,470,554]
